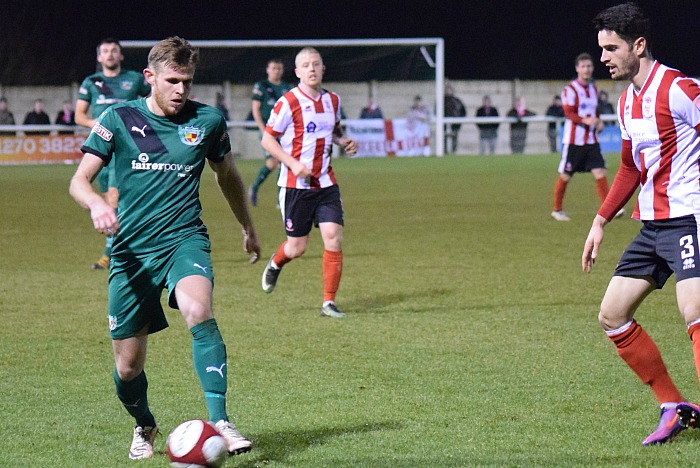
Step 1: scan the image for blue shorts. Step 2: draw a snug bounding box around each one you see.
[278,185,344,237]
[614,215,700,288]
[107,228,214,339]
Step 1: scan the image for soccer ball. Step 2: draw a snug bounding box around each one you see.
[165,419,228,468]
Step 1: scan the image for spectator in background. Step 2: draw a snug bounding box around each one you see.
[475,95,499,155]
[215,92,230,121]
[55,100,76,134]
[0,96,16,136]
[506,96,535,154]
[444,84,466,153]
[597,90,616,126]
[407,95,432,123]
[545,95,565,153]
[23,99,50,135]
[359,98,383,119]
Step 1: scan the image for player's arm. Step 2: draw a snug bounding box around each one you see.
[261,130,311,178]
[208,152,261,263]
[251,100,265,132]
[74,99,96,128]
[332,124,357,156]
[69,152,119,235]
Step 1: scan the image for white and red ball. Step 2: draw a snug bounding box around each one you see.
[165,419,227,468]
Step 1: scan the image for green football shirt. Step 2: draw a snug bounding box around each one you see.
[251,79,292,122]
[78,69,151,118]
[81,98,231,254]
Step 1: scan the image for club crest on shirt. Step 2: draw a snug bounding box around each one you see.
[179,125,205,146]
[120,81,133,90]
[643,96,654,119]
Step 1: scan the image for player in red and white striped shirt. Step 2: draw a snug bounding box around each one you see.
[261,47,357,318]
[583,2,700,446]
[552,53,621,222]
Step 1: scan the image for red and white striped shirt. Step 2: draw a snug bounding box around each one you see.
[562,79,599,146]
[615,62,700,220]
[265,86,341,189]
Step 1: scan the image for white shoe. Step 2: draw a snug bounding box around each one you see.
[615,207,626,219]
[215,420,252,455]
[128,426,158,460]
[551,210,570,222]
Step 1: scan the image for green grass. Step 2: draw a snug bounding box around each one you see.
[1,154,699,466]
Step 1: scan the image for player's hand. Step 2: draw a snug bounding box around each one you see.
[290,160,311,179]
[89,199,119,237]
[242,226,261,264]
[341,137,357,156]
[582,215,607,272]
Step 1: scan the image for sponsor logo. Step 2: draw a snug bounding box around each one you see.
[193,263,208,273]
[684,258,696,270]
[206,363,226,378]
[94,80,104,89]
[306,122,317,133]
[285,218,294,231]
[131,125,147,137]
[108,315,117,331]
[178,125,204,146]
[92,123,113,141]
[130,153,193,174]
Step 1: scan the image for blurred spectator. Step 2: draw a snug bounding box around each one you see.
[407,95,432,123]
[23,99,50,135]
[597,90,616,126]
[0,96,16,136]
[55,100,76,134]
[359,98,383,119]
[506,97,535,154]
[444,84,466,153]
[215,92,230,121]
[545,95,565,153]
[475,95,499,155]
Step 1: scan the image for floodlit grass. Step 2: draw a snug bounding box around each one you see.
[2,154,700,466]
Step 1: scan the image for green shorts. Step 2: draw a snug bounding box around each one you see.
[96,160,117,193]
[107,231,214,339]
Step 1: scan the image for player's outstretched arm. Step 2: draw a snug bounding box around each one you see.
[582,214,608,272]
[69,152,119,236]
[209,152,261,263]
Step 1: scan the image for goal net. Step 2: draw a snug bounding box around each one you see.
[121,38,446,156]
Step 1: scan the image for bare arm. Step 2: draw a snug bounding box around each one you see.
[261,131,311,178]
[582,214,608,272]
[208,152,261,263]
[251,100,265,132]
[332,125,357,156]
[69,153,119,235]
[74,100,96,128]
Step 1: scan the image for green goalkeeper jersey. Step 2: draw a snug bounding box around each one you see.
[81,98,231,255]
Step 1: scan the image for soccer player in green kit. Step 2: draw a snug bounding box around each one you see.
[248,58,292,206]
[75,38,151,270]
[69,37,260,461]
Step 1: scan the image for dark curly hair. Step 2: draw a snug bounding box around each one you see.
[593,2,651,49]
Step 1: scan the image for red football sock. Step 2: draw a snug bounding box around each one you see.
[609,320,683,404]
[272,241,292,268]
[687,322,700,387]
[553,178,568,212]
[322,249,343,303]
[596,177,610,203]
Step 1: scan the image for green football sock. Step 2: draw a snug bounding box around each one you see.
[191,319,228,422]
[251,165,272,192]
[114,369,156,428]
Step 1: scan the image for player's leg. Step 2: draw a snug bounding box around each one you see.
[173,272,252,455]
[552,146,572,221]
[112,332,159,460]
[249,151,280,207]
[317,185,346,318]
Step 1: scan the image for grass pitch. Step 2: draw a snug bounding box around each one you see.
[1,154,699,467]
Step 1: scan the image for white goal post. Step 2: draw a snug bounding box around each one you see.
[122,38,447,156]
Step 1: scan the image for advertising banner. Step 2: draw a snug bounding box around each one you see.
[345,118,431,157]
[0,134,85,165]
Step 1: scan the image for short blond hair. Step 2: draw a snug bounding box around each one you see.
[148,36,199,72]
[295,47,322,67]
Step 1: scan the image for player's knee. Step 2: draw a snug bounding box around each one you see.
[598,307,629,331]
[116,361,144,381]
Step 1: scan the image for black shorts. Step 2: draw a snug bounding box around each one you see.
[614,215,700,288]
[279,185,344,237]
[559,143,606,175]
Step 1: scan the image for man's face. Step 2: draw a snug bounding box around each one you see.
[145,64,194,117]
[267,62,284,83]
[295,52,324,88]
[97,43,123,72]
[598,30,640,82]
[575,59,594,83]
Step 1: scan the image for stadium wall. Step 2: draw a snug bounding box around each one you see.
[0,79,629,157]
